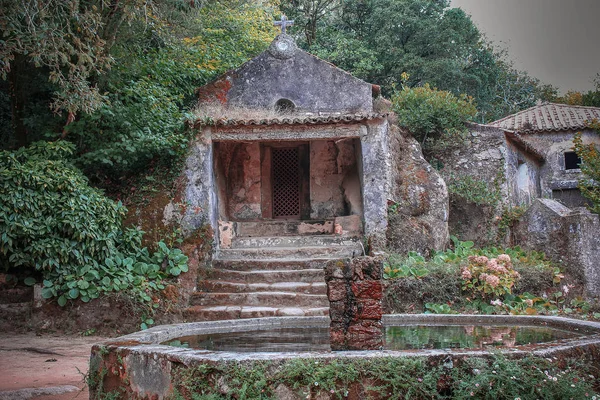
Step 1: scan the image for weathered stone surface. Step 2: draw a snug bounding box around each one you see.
[218,220,233,249]
[434,124,507,246]
[328,301,346,323]
[355,299,382,320]
[514,129,600,207]
[351,281,383,300]
[361,119,392,250]
[387,125,449,254]
[325,257,383,350]
[327,281,347,302]
[197,34,372,114]
[513,198,600,297]
[439,122,600,246]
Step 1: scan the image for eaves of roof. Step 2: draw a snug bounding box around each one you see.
[193,113,386,128]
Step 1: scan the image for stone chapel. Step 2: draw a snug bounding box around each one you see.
[182,32,392,255]
[171,30,448,319]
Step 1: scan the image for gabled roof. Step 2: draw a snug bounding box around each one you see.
[195,34,373,115]
[490,103,600,134]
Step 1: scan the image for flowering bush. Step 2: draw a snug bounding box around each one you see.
[461,254,520,298]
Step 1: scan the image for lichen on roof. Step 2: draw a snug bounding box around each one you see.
[490,102,600,134]
[192,101,384,127]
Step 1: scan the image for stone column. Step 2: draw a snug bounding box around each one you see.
[325,257,384,351]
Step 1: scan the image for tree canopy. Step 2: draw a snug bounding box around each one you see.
[281,0,561,122]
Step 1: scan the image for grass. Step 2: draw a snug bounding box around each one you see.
[166,354,599,399]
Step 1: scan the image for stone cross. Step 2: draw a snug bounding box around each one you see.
[274,15,294,34]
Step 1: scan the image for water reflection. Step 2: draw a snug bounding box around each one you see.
[163,324,586,353]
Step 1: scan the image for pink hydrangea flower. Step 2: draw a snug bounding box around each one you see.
[485,274,500,288]
[486,259,500,271]
[461,268,472,280]
[497,254,511,263]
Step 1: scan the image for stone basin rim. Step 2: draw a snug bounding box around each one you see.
[94,314,600,361]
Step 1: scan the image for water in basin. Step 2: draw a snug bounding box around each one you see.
[163,323,589,352]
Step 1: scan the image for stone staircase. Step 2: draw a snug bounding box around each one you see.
[184,221,363,321]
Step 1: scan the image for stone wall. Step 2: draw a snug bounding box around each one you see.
[310,139,361,219]
[513,198,600,298]
[505,139,542,206]
[215,142,262,220]
[325,257,383,351]
[387,125,449,254]
[436,124,508,245]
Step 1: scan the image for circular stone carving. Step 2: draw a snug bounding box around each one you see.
[268,34,297,59]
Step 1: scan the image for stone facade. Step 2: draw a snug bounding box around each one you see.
[438,121,600,245]
[513,199,600,298]
[197,33,373,114]
[169,33,449,257]
[521,129,600,208]
[325,257,384,350]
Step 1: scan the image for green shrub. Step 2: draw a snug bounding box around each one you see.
[391,80,477,151]
[0,141,187,310]
[446,172,504,207]
[0,141,126,270]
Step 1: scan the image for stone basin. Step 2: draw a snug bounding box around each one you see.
[89,314,600,398]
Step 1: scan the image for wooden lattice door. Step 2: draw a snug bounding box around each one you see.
[272,147,301,218]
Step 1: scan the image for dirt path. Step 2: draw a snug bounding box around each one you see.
[0,333,107,400]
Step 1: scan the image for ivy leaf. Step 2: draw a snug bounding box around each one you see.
[41,287,54,299]
[24,277,36,286]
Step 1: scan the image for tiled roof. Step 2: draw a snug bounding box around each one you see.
[490,103,600,133]
[194,113,386,128]
[504,131,545,162]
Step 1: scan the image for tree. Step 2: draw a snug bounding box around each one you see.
[573,120,600,214]
[283,0,502,121]
[484,59,558,122]
[281,0,340,46]
[0,0,121,147]
[582,74,600,107]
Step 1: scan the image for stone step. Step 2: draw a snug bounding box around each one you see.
[183,305,329,321]
[235,220,334,237]
[212,259,329,271]
[216,245,363,261]
[230,235,361,249]
[198,280,326,295]
[190,291,328,308]
[205,268,325,284]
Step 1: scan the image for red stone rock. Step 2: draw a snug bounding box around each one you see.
[355,299,382,321]
[347,321,382,337]
[327,281,347,302]
[351,281,382,300]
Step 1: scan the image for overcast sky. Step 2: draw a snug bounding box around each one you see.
[450,0,600,94]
